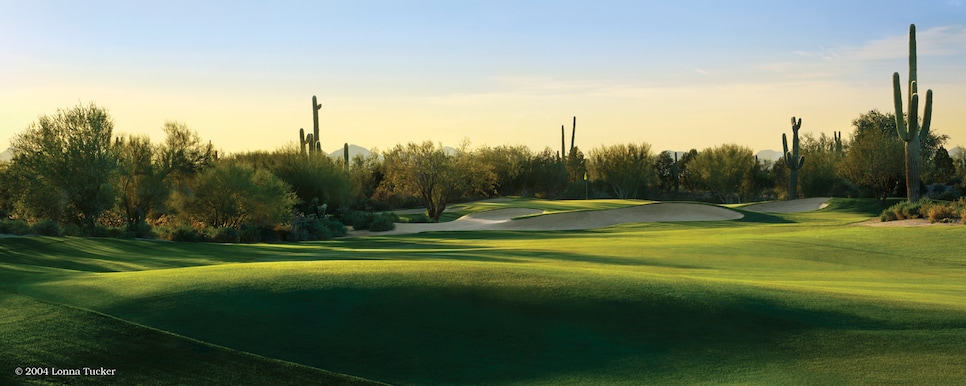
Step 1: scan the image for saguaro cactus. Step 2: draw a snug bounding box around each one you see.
[893,24,933,202]
[833,131,843,154]
[299,128,308,155]
[311,95,322,155]
[343,142,349,172]
[560,125,565,160]
[297,95,324,156]
[570,116,576,152]
[782,116,805,200]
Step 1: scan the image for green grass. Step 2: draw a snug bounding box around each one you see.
[3,197,966,384]
[402,197,647,222]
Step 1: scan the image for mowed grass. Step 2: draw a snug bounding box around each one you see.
[433,197,647,222]
[4,198,966,384]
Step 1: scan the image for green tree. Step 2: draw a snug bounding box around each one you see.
[524,148,568,198]
[588,143,656,199]
[840,111,904,204]
[688,144,755,203]
[114,134,168,232]
[160,121,216,195]
[382,142,454,222]
[0,161,14,218]
[927,146,956,185]
[181,161,296,228]
[798,133,845,198]
[654,151,678,193]
[678,149,699,192]
[565,146,587,183]
[235,148,350,216]
[349,151,385,208]
[478,145,531,196]
[9,103,116,230]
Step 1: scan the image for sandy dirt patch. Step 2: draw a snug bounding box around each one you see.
[350,203,742,236]
[742,197,830,213]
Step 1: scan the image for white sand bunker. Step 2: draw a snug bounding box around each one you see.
[742,197,830,213]
[358,203,743,236]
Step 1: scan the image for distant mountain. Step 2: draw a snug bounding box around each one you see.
[327,144,372,162]
[756,150,783,162]
[950,146,965,159]
[0,147,12,162]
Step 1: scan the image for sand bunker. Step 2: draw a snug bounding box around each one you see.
[742,197,830,213]
[353,203,743,236]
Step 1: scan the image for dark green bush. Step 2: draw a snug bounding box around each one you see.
[32,219,62,236]
[322,217,347,237]
[0,218,30,235]
[212,227,241,243]
[368,212,398,232]
[169,225,201,242]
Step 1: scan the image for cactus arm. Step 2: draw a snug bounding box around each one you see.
[893,72,910,141]
[782,133,789,155]
[920,89,933,141]
[798,155,805,169]
[909,92,920,141]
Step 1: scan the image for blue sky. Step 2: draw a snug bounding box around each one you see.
[2,1,965,154]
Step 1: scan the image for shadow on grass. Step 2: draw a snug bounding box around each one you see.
[0,291,381,385]
[68,279,929,385]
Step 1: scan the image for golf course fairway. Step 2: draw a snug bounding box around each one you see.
[2,198,966,384]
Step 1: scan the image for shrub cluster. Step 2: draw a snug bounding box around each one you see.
[880,198,966,224]
[340,210,397,232]
[0,218,31,235]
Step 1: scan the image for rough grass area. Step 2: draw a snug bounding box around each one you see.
[3,198,966,384]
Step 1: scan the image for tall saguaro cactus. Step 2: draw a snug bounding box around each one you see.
[782,116,805,200]
[311,95,322,155]
[560,125,565,160]
[297,95,324,156]
[893,24,933,202]
[570,116,576,152]
[343,142,349,172]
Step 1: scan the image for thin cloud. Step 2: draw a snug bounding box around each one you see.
[850,25,966,60]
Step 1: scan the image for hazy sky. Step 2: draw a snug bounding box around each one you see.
[2,1,965,155]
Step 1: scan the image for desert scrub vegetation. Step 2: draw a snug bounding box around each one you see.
[880,198,966,223]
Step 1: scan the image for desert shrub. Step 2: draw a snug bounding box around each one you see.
[899,201,922,219]
[212,227,241,243]
[927,204,958,223]
[341,210,373,230]
[286,214,339,241]
[880,210,898,222]
[168,224,201,242]
[883,201,926,221]
[0,218,30,235]
[31,219,62,236]
[127,221,156,239]
[90,225,124,238]
[323,217,347,237]
[368,212,398,232]
[238,224,280,243]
